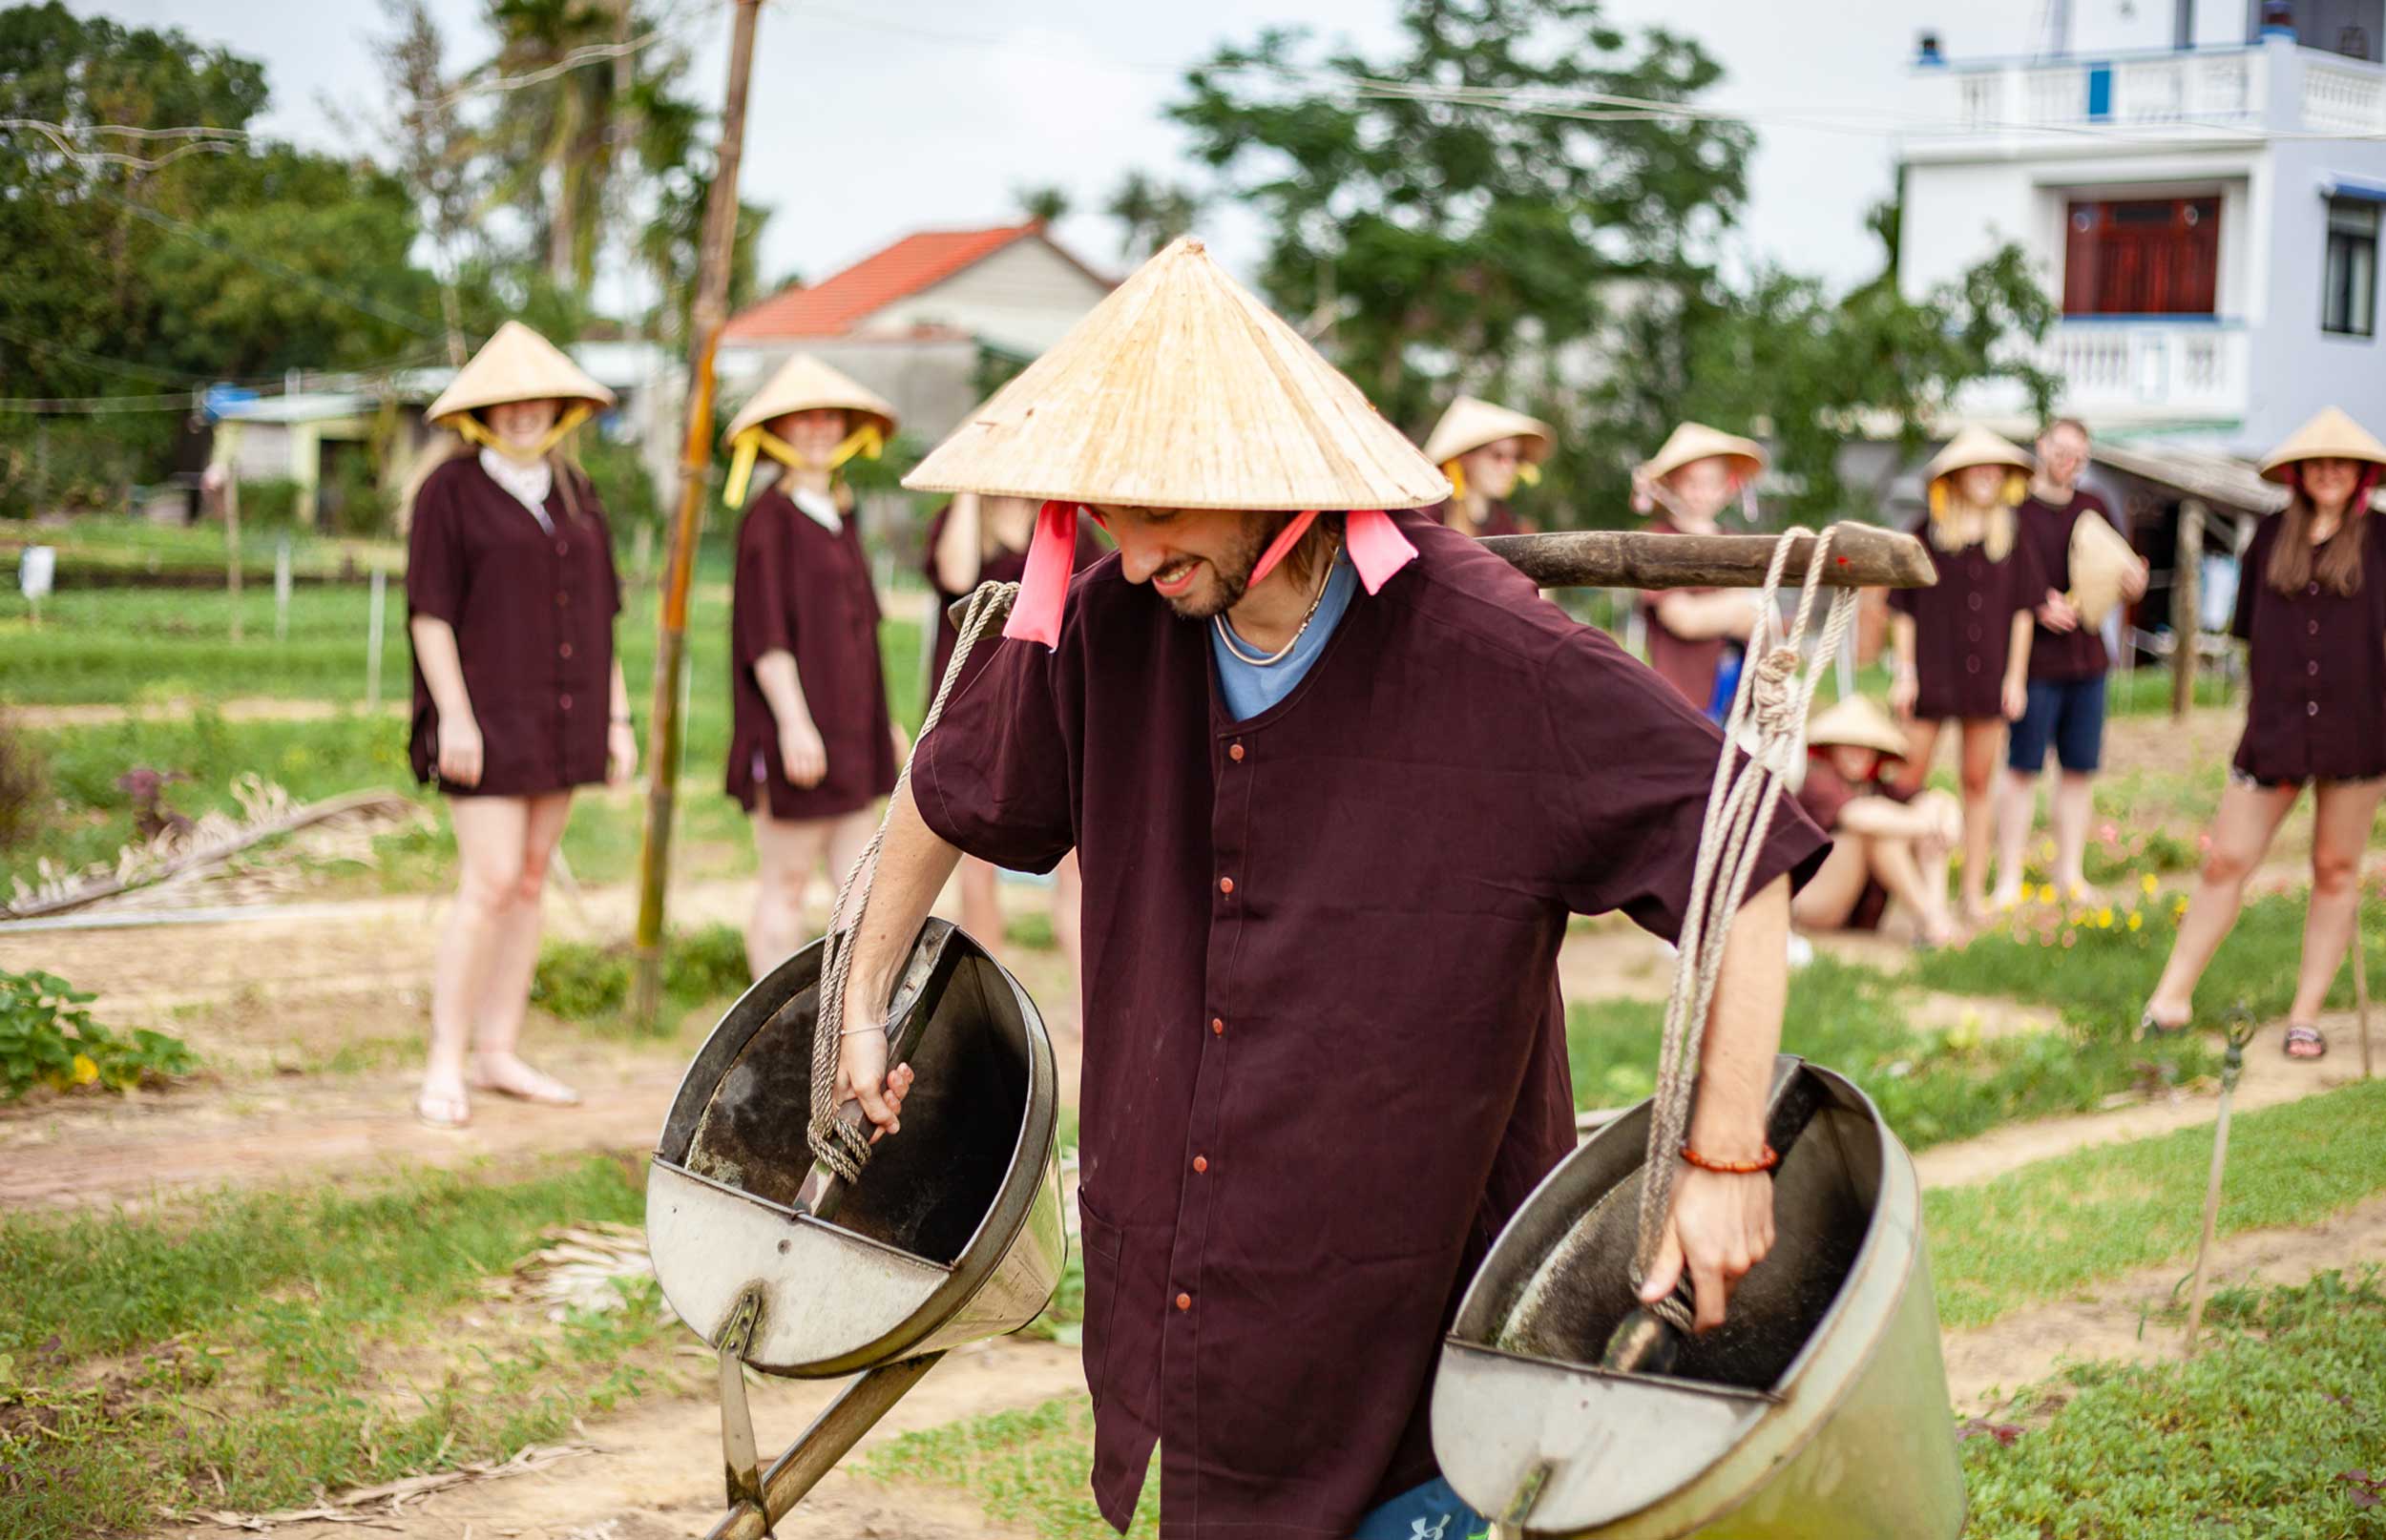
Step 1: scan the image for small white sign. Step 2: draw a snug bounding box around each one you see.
[19,545,55,602]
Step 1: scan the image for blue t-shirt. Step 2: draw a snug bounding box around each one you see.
[1210,548,1358,721]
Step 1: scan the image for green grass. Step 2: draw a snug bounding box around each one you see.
[1925,1078,2386,1329]
[1962,1271,2386,1537]
[1568,955,2215,1149]
[859,1398,1157,1540]
[1915,889,2386,1036]
[530,922,751,1034]
[0,515,402,586]
[0,1153,674,1538]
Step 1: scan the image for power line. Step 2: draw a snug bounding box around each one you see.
[0,118,244,172]
[0,324,210,388]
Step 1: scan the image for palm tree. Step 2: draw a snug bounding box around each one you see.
[1105,171,1206,261]
[478,0,643,294]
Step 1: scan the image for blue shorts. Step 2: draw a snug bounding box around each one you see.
[2008,676,2106,774]
[1352,1477,1485,1539]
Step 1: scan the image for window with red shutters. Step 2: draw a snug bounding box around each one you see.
[2062,198,2222,316]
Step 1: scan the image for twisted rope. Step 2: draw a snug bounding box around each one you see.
[806,580,1020,1178]
[1628,526,1861,1331]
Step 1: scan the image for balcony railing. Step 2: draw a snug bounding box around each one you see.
[1922,38,2386,144]
[2039,320,2249,421]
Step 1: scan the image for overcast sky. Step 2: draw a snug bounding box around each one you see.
[80,0,2050,306]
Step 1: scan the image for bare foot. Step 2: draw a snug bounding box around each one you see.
[472,1051,581,1107]
[415,1075,471,1129]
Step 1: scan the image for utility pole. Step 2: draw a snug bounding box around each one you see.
[630,0,763,1028]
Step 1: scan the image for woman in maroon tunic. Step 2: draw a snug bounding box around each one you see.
[2142,407,2386,1057]
[405,323,638,1128]
[1631,422,1767,716]
[924,490,1102,977]
[722,354,902,979]
[824,238,1827,1537]
[1790,696,1959,947]
[1887,427,2045,923]
[1419,394,1551,538]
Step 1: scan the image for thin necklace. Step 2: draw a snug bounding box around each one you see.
[1214,539,1340,667]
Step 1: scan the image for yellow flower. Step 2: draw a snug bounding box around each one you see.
[70,1054,98,1086]
[2173,897,2190,918]
[2039,884,2059,905]
[2142,874,2160,895]
[2097,906,2115,928]
[2128,912,2144,932]
[2041,839,2058,861]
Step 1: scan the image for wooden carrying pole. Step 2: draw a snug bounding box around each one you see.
[630,0,764,1028]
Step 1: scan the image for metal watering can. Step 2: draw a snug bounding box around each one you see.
[1432,1057,1963,1539]
[646,919,1066,1537]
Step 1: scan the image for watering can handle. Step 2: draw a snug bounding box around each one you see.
[794,923,956,1218]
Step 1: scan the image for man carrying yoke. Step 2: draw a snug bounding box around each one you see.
[829,238,1831,1539]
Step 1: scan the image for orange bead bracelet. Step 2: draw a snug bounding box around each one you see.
[1680,1142,1779,1175]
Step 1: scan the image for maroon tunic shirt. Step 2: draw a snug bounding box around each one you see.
[911,512,1830,1538]
[1427,499,1524,538]
[405,455,621,798]
[726,487,897,821]
[2017,489,2121,681]
[1794,759,1915,932]
[1887,519,2048,721]
[2229,511,2386,784]
[1637,515,1729,709]
[922,502,1104,691]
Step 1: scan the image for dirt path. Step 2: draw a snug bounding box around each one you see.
[1940,1189,2386,1417]
[8,698,410,728]
[151,1336,1080,1540]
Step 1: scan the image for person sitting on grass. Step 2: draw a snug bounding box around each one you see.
[2139,406,2386,1059]
[1790,696,1960,949]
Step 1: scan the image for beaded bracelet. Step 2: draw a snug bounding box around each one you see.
[1680,1142,1779,1175]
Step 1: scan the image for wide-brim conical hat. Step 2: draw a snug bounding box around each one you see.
[1422,396,1554,467]
[2256,406,2386,483]
[724,353,898,444]
[904,237,1449,511]
[1639,422,1766,485]
[2068,511,2137,629]
[427,321,615,427]
[1922,426,2032,486]
[1807,696,1908,760]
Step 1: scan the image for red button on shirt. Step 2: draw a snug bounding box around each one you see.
[560,643,574,659]
[1229,742,1245,761]
[1210,1017,1224,1035]
[1175,1293,1191,1312]
[1219,876,1235,896]
[556,539,570,556]
[1193,1155,1209,1173]
[559,694,574,711]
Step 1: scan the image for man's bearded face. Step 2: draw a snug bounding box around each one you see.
[1094,505,1294,619]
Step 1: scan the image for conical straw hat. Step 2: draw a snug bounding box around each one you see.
[2068,512,2138,629]
[1421,396,1553,467]
[1807,695,1908,760]
[1639,422,1766,485]
[1922,425,2032,486]
[724,352,898,444]
[427,321,615,427]
[2256,405,2386,483]
[904,237,1450,510]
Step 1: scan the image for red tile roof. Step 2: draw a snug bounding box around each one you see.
[723,223,1055,342]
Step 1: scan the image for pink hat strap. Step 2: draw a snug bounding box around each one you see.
[1002,500,1083,648]
[1250,509,1419,594]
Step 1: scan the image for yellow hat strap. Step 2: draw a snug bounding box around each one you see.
[1442,459,1467,501]
[456,402,593,464]
[1515,461,1540,487]
[724,420,885,509]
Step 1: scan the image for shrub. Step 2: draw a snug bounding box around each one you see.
[0,716,46,850]
[531,924,750,1033]
[233,476,304,530]
[0,968,199,1099]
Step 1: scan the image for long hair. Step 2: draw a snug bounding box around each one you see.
[1277,510,1345,590]
[1927,476,2018,562]
[2270,465,2377,598]
[397,418,591,533]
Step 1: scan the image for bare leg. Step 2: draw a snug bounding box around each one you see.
[421,797,531,1124]
[749,811,831,981]
[1052,851,1085,989]
[823,807,877,932]
[2285,778,2386,1037]
[2053,770,2099,900]
[1869,833,1956,947]
[1789,832,1869,931]
[2144,780,2300,1027]
[958,857,1004,955]
[1990,768,2039,909]
[1894,718,1944,799]
[473,790,579,1103]
[1957,721,2003,923]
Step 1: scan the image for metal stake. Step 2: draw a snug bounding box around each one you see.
[2184,1006,2257,1354]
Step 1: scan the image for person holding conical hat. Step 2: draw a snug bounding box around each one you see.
[1420,394,1552,538]
[1631,422,1769,718]
[1989,416,2151,912]
[922,489,1105,985]
[1885,425,2047,924]
[722,353,904,981]
[2141,406,2386,1059]
[823,237,1830,1537]
[1789,697,1960,947]
[403,321,637,1129]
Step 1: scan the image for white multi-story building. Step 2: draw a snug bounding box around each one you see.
[1898,0,2386,456]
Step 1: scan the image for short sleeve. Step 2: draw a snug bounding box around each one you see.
[2006,527,2049,615]
[2231,521,2265,641]
[910,635,1077,875]
[406,465,467,624]
[582,484,623,616]
[1541,625,1831,942]
[732,507,792,662]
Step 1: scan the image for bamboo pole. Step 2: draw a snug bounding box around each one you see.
[630,0,764,1029]
[2184,1011,2255,1354]
[225,461,243,643]
[2171,498,2204,720]
[2355,907,2374,1081]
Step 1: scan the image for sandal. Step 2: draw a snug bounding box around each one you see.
[2136,1009,2190,1042]
[2283,1024,2328,1060]
[414,1085,471,1129]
